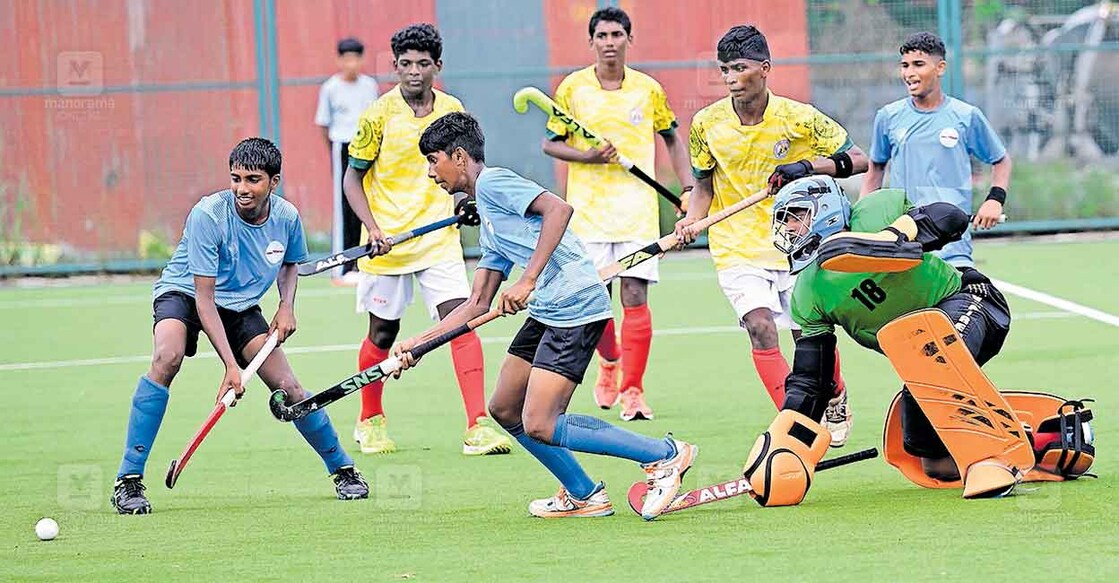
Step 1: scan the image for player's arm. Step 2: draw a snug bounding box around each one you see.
[541,136,616,165]
[314,83,332,149]
[343,113,392,253]
[193,275,244,404]
[860,161,887,197]
[861,107,891,197]
[974,154,1011,230]
[808,144,869,178]
[781,332,837,421]
[500,191,571,314]
[674,173,713,245]
[269,263,298,344]
[660,130,696,205]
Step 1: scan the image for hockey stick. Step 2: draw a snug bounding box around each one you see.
[513,86,684,212]
[297,214,462,276]
[165,331,279,489]
[598,187,770,282]
[626,447,879,515]
[269,308,505,421]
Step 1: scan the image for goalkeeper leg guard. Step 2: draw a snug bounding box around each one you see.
[742,410,831,507]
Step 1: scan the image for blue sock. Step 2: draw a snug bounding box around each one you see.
[506,422,596,499]
[293,406,352,474]
[552,414,674,465]
[117,376,170,478]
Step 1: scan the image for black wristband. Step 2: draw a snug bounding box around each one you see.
[986,186,1007,204]
[828,151,854,179]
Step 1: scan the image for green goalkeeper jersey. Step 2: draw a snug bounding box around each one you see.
[790,189,962,352]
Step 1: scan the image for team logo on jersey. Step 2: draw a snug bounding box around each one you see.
[939,127,960,148]
[629,107,644,125]
[773,138,790,159]
[264,240,285,265]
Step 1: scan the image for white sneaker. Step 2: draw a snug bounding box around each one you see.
[528,483,614,518]
[823,390,853,448]
[640,436,697,520]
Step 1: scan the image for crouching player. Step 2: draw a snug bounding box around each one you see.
[392,112,696,520]
[740,176,1093,506]
[111,138,367,514]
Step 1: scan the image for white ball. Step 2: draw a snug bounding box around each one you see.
[35,517,58,541]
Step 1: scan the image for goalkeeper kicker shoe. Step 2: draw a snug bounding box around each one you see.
[823,390,853,448]
[333,466,369,500]
[353,414,396,454]
[641,436,697,520]
[528,483,614,518]
[111,475,152,515]
[620,387,654,421]
[463,417,513,456]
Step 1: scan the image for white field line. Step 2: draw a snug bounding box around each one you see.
[992,279,1119,328]
[0,312,1081,372]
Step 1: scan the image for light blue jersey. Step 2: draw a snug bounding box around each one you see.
[870,96,1006,267]
[153,191,308,312]
[474,167,612,328]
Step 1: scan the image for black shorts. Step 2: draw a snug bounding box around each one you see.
[152,291,269,369]
[507,317,608,384]
[901,269,1013,458]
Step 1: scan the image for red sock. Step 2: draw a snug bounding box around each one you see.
[596,318,620,361]
[358,337,388,421]
[832,347,846,398]
[450,331,487,426]
[620,305,652,392]
[751,346,790,409]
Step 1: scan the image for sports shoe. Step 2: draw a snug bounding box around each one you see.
[463,417,513,456]
[528,482,614,518]
[823,390,853,448]
[640,436,697,521]
[619,387,654,421]
[332,465,370,500]
[353,414,397,454]
[111,474,152,515]
[594,359,621,409]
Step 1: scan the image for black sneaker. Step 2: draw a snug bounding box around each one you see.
[333,466,369,500]
[111,474,152,515]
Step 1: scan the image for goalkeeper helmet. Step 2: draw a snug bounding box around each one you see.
[772,176,851,273]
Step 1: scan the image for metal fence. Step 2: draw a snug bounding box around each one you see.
[1,0,1116,275]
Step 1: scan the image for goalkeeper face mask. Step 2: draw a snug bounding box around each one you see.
[772,176,851,273]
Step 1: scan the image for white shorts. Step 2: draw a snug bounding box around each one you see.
[355,260,470,321]
[716,265,799,330]
[584,241,659,283]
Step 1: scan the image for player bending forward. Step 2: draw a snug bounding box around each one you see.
[393,112,696,520]
[738,176,1094,507]
[111,139,367,514]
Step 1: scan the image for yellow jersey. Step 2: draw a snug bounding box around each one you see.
[547,66,677,242]
[689,92,850,271]
[348,86,464,275]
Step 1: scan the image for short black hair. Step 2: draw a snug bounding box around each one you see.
[337,37,364,56]
[588,7,631,37]
[229,137,282,177]
[391,23,442,61]
[419,112,486,163]
[900,32,946,58]
[717,25,770,63]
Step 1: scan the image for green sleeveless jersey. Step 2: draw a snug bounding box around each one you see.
[790,189,962,352]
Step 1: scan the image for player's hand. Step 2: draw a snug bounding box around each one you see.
[767,159,814,194]
[972,200,1003,230]
[500,276,535,315]
[455,197,481,227]
[583,141,618,165]
[366,224,393,257]
[678,186,693,217]
[217,363,244,407]
[389,338,419,379]
[269,305,297,344]
[674,216,700,248]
